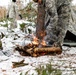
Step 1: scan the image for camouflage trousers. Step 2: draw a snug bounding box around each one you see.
[44,0,71,46]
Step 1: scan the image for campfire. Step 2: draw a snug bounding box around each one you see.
[15,35,62,57]
[15,1,62,57]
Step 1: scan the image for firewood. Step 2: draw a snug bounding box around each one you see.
[26,48,39,57]
[15,44,62,57]
[15,44,37,56]
[12,60,28,68]
[32,53,38,57]
[34,47,62,54]
[26,48,33,56]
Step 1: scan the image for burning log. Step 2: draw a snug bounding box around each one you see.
[15,44,62,57]
[26,48,33,56]
[34,47,62,54]
[15,44,38,56]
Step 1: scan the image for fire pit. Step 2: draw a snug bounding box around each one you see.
[15,35,62,57]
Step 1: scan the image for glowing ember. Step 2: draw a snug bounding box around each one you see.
[32,35,46,46]
[41,40,46,46]
[40,31,45,37]
[32,35,39,45]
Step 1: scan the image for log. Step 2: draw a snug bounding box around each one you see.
[25,47,39,57]
[15,44,37,56]
[34,47,62,54]
[15,45,62,57]
[12,60,28,68]
[26,48,33,56]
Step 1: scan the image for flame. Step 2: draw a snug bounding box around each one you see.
[32,35,39,45]
[32,34,46,46]
[40,31,46,38]
[41,40,46,46]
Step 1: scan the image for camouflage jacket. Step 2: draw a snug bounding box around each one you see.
[8,2,18,19]
[44,0,71,46]
[33,0,72,46]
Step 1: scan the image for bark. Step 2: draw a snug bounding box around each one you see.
[34,47,62,54]
[15,45,62,57]
[12,60,28,68]
[36,1,45,40]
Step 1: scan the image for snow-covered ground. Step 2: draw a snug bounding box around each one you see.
[0,20,76,75]
[0,0,76,75]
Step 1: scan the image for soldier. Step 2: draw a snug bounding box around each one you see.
[7,0,18,29]
[33,0,71,49]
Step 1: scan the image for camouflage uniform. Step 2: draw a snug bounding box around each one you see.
[44,0,71,47]
[8,1,18,29]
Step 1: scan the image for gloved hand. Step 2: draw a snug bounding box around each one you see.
[33,0,42,4]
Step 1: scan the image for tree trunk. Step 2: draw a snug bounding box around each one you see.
[36,1,45,40]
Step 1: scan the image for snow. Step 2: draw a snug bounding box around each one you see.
[0,0,11,8]
[72,0,76,5]
[0,0,76,75]
[0,25,76,75]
